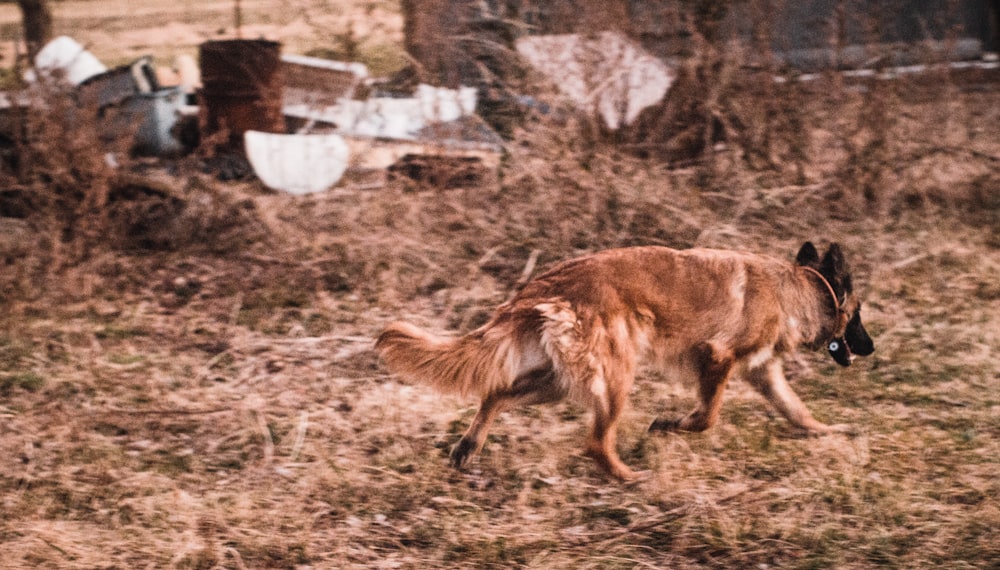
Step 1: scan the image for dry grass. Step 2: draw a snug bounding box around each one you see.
[2,2,1000,569]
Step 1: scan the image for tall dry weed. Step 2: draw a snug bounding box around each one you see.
[8,81,121,263]
[0,80,270,302]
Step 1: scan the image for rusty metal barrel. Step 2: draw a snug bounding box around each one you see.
[199,39,285,149]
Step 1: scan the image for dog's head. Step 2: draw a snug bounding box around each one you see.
[796,242,875,366]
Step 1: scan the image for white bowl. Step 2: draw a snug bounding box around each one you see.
[244,131,350,194]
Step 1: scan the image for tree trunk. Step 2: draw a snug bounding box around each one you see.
[17,0,54,61]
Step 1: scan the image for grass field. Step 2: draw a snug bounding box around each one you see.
[1,1,999,568]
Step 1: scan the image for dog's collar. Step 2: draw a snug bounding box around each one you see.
[801,266,843,316]
[800,266,853,366]
[801,265,850,347]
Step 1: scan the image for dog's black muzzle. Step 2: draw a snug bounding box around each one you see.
[828,337,852,367]
[828,311,875,367]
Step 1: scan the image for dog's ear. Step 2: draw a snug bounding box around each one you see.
[820,243,847,277]
[796,242,820,266]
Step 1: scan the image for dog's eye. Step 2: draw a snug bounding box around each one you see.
[829,340,840,352]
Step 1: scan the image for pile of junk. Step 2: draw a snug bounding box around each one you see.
[0,36,504,194]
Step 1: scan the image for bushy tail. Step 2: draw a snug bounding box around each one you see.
[374,321,516,398]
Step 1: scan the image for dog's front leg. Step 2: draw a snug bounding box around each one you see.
[650,341,735,433]
[746,358,852,435]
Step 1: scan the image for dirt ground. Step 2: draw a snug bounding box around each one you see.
[1,2,999,569]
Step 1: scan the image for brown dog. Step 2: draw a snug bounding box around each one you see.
[376,242,874,480]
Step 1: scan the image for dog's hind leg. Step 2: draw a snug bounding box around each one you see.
[746,359,852,435]
[650,341,735,433]
[585,388,637,480]
[450,366,565,469]
[582,358,641,481]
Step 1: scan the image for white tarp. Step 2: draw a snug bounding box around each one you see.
[515,32,675,130]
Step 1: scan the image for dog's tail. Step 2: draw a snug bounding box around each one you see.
[375,321,517,398]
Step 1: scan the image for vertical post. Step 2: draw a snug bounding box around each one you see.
[17,0,54,61]
[988,0,1000,54]
[235,0,243,39]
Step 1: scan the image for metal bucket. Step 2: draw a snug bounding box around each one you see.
[199,39,285,149]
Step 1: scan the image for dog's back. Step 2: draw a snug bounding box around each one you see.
[509,246,814,361]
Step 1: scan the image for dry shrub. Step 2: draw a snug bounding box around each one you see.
[7,83,120,257]
[109,175,269,254]
[0,81,270,301]
[506,1,1000,222]
[497,121,705,254]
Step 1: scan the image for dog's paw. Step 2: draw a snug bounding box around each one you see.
[449,438,476,469]
[648,417,682,432]
[823,423,858,436]
[804,423,858,437]
[621,469,652,485]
